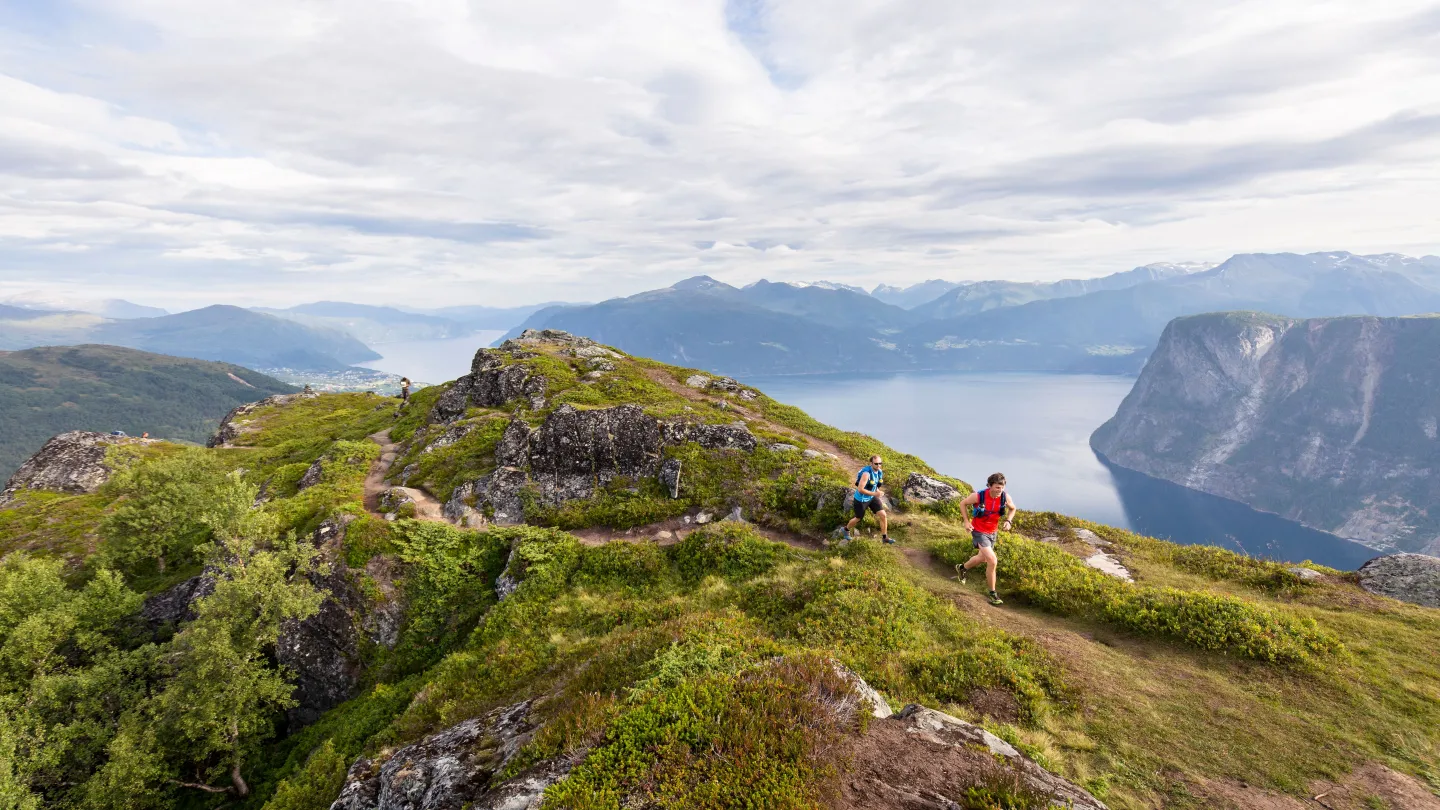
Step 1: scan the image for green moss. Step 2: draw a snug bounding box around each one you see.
[0,490,111,562]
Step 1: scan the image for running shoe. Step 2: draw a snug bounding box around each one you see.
[988,591,1004,606]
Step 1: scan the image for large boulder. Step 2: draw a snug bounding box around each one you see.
[1,431,142,505]
[901,472,962,505]
[1358,554,1440,608]
[330,700,571,810]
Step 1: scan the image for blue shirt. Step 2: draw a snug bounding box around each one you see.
[854,465,882,502]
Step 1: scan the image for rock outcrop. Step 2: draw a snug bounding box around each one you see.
[1092,312,1440,555]
[330,701,570,810]
[901,472,962,505]
[439,355,760,522]
[139,573,216,629]
[1357,553,1440,608]
[429,332,611,424]
[877,705,1109,810]
[1,431,143,505]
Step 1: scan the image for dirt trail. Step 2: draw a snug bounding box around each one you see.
[364,429,450,523]
[639,367,867,473]
[567,513,826,552]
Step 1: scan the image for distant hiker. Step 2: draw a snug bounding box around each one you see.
[846,456,893,544]
[400,377,411,404]
[957,472,1015,605]
[141,432,149,439]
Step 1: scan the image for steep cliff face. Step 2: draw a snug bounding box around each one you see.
[1092,312,1440,554]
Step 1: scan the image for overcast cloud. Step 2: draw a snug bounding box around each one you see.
[1,0,1438,309]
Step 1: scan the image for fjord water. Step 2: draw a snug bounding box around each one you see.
[357,330,507,385]
[749,371,1378,570]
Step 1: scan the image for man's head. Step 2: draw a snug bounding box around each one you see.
[986,472,1006,493]
[870,456,883,468]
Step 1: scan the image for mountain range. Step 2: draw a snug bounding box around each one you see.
[0,304,380,370]
[256,301,559,344]
[502,252,1440,377]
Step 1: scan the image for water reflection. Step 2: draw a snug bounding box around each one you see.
[1096,454,1377,570]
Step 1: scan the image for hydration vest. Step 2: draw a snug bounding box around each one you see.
[972,488,1010,521]
[854,465,882,502]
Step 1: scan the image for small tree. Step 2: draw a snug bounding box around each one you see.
[100,450,233,575]
[152,480,324,798]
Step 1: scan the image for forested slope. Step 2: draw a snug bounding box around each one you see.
[0,345,295,476]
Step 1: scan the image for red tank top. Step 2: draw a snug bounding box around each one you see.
[973,489,1006,533]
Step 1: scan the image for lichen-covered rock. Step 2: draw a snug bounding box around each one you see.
[494,418,532,468]
[278,561,364,729]
[891,704,1109,810]
[659,458,682,499]
[330,701,570,810]
[1358,553,1440,608]
[1,431,140,505]
[297,458,325,491]
[901,472,961,505]
[429,349,548,423]
[830,661,891,719]
[661,420,758,452]
[139,573,216,630]
[379,488,416,514]
[684,374,710,389]
[426,421,476,452]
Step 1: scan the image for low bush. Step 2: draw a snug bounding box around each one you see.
[934,535,1345,665]
[543,653,860,810]
[668,523,788,585]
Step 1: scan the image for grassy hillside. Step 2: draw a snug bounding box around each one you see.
[0,335,1436,810]
[0,344,295,476]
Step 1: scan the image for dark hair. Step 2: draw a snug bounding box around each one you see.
[986,472,1006,487]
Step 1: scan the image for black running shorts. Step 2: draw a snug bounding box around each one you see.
[852,497,883,520]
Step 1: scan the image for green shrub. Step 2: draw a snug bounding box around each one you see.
[668,524,788,585]
[260,740,348,810]
[934,535,1345,665]
[575,542,669,593]
[387,522,510,674]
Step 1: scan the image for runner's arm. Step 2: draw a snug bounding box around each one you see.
[1001,499,1017,531]
[959,491,978,530]
[857,472,877,496]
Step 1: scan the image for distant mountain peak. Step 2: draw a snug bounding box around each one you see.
[670,275,735,292]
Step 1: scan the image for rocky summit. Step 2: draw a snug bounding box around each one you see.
[1,329,1438,810]
[1092,311,1440,555]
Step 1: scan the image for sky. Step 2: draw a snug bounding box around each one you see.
[1,0,1439,310]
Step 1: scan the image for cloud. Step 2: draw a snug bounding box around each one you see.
[0,0,1438,309]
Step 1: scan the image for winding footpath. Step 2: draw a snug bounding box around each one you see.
[363,429,449,523]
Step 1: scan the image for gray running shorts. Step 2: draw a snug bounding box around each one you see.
[972,531,996,550]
